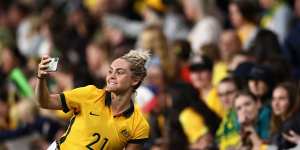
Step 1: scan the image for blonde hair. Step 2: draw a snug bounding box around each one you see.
[121,49,151,89]
[137,25,176,81]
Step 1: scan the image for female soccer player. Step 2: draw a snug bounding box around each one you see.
[36,50,150,150]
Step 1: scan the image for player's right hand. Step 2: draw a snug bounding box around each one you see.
[37,55,51,78]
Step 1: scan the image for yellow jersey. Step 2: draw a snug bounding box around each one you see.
[205,88,226,118]
[179,107,208,144]
[57,85,150,150]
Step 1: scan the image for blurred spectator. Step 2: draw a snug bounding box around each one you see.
[164,112,189,150]
[140,0,166,26]
[56,3,98,72]
[17,15,52,58]
[231,61,255,90]
[136,0,189,41]
[83,0,109,18]
[248,65,274,105]
[169,82,221,150]
[171,40,192,83]
[144,65,166,112]
[262,55,292,84]
[102,22,132,57]
[0,27,14,51]
[201,44,220,64]
[144,65,166,96]
[189,55,213,101]
[213,30,241,85]
[0,89,9,130]
[77,38,111,88]
[217,77,239,113]
[229,0,260,49]
[269,82,300,149]
[283,0,300,79]
[137,25,176,81]
[260,0,293,43]
[182,0,222,54]
[6,2,30,32]
[234,90,271,149]
[102,14,144,39]
[1,100,62,150]
[162,2,189,42]
[189,55,225,118]
[142,65,169,149]
[248,29,282,63]
[216,77,240,150]
[0,46,33,98]
[229,0,283,63]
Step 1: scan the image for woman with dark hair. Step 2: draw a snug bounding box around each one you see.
[248,29,281,63]
[169,82,221,150]
[233,90,271,149]
[269,82,300,149]
[229,0,260,49]
[0,46,33,98]
[248,65,275,105]
[229,0,282,62]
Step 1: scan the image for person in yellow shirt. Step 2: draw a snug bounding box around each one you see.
[35,50,150,150]
[189,55,225,118]
[169,83,221,149]
[213,30,241,86]
[228,0,259,49]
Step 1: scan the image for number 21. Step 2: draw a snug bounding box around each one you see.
[86,133,109,150]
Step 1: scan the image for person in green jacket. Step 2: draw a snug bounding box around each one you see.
[1,46,33,98]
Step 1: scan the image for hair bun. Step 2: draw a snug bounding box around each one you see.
[123,49,151,65]
[121,49,151,89]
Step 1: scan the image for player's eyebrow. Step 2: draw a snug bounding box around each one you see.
[109,67,128,72]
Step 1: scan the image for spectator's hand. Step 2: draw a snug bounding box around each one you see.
[190,133,213,150]
[243,126,262,149]
[37,55,51,78]
[283,130,300,144]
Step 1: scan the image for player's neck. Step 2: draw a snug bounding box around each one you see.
[111,90,132,115]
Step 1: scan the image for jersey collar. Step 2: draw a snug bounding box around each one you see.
[105,92,134,118]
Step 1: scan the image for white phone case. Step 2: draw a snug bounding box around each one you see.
[47,57,59,72]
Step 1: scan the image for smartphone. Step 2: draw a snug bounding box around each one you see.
[47,57,59,72]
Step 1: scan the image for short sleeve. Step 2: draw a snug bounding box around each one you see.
[128,117,150,144]
[60,85,100,113]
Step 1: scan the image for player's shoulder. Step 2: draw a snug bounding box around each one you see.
[132,106,150,129]
[85,85,106,99]
[78,85,104,93]
[69,85,106,100]
[79,85,101,91]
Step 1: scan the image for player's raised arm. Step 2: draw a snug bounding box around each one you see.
[35,55,62,110]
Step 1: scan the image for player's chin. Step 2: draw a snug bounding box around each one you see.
[105,86,118,92]
[105,87,113,92]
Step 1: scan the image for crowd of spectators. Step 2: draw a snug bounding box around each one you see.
[0,0,300,149]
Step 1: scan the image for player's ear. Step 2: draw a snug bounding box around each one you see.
[131,76,141,87]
